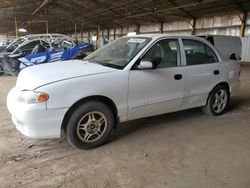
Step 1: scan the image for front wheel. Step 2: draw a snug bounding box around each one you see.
[202,85,230,116]
[66,101,114,149]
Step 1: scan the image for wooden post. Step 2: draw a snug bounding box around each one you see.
[136,24,140,34]
[191,18,196,35]
[80,19,84,41]
[107,28,110,40]
[240,12,247,37]
[45,20,49,34]
[88,31,90,43]
[97,25,100,49]
[74,23,77,39]
[15,17,18,38]
[113,28,116,40]
[160,22,163,34]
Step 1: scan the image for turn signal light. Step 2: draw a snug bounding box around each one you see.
[37,93,49,102]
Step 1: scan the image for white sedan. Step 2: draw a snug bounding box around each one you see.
[7,35,240,149]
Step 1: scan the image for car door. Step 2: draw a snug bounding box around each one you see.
[127,38,185,120]
[181,38,222,109]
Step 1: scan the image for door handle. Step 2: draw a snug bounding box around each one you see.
[214,70,220,75]
[174,74,182,80]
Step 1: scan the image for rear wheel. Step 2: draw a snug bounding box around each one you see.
[66,101,114,149]
[203,85,230,116]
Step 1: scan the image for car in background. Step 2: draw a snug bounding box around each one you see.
[0,38,13,54]
[0,34,93,75]
[7,35,240,149]
[197,35,242,60]
[0,38,13,47]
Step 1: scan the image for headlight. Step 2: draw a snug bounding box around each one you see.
[18,90,49,104]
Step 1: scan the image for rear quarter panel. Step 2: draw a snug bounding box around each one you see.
[220,60,240,96]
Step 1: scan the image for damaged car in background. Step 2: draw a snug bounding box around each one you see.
[0,34,93,75]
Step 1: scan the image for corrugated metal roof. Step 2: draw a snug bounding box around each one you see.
[0,0,250,35]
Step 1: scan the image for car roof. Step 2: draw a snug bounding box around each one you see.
[196,34,240,38]
[122,34,226,63]
[124,34,204,40]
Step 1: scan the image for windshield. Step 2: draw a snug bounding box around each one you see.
[84,37,151,69]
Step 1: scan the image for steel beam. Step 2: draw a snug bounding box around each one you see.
[240,11,247,37]
[126,0,216,19]
[191,19,196,35]
[15,17,18,38]
[32,0,50,16]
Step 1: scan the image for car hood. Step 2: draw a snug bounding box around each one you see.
[16,60,116,90]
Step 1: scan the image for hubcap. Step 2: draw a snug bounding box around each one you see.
[212,89,228,113]
[77,111,107,143]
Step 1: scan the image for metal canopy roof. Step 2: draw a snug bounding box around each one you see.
[0,0,249,35]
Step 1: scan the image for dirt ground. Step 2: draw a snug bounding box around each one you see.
[0,64,250,188]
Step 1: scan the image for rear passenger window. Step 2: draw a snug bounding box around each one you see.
[182,39,218,66]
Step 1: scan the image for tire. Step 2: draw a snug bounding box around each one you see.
[202,85,230,116]
[66,101,114,149]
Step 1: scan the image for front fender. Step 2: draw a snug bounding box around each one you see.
[36,71,129,122]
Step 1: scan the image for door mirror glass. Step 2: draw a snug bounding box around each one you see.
[138,59,153,70]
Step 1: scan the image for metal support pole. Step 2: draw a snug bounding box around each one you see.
[97,25,100,49]
[191,19,196,35]
[136,24,140,34]
[160,22,163,34]
[15,17,18,38]
[75,23,77,38]
[45,20,49,34]
[107,28,110,40]
[88,31,90,43]
[240,11,247,37]
[80,19,84,41]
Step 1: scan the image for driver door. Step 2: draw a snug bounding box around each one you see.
[127,38,185,120]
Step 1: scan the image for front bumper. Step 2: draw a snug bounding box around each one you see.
[7,87,68,139]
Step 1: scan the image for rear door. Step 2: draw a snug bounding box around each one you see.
[181,38,222,108]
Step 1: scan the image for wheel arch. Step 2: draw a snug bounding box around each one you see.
[214,82,230,93]
[206,82,230,105]
[61,95,119,136]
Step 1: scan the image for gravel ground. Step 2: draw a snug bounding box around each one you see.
[0,64,250,188]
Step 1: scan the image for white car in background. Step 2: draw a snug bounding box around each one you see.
[7,35,240,149]
[197,35,242,60]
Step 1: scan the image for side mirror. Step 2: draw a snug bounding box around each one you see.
[138,59,153,70]
[229,54,236,60]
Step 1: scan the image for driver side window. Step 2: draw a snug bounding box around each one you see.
[143,39,180,68]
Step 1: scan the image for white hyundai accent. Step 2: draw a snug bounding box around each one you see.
[7,35,240,149]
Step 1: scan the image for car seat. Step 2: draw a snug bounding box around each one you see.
[31,44,46,55]
[158,42,176,68]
